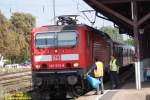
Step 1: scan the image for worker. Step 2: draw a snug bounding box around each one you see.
[86,58,104,95]
[109,55,120,89]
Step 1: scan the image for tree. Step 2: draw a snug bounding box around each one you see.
[0,11,19,61]
[10,12,35,62]
[10,12,35,42]
[100,26,123,43]
[0,11,35,63]
[124,38,135,46]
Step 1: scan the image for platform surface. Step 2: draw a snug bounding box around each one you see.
[77,82,150,100]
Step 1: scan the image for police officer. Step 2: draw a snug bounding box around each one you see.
[109,55,120,89]
[87,58,104,95]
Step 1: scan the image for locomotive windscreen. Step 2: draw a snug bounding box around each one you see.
[35,31,77,48]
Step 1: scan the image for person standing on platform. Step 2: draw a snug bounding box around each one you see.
[109,55,120,89]
[86,58,104,95]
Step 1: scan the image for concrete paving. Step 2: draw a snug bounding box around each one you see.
[77,82,150,100]
[76,90,109,100]
[110,89,150,100]
[109,82,150,100]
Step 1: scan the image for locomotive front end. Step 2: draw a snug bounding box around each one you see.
[31,25,88,98]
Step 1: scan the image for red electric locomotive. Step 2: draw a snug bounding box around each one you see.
[31,16,134,99]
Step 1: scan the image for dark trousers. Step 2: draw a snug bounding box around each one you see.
[109,71,119,89]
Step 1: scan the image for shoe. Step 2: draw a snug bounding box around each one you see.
[101,91,104,94]
[114,85,119,89]
[94,92,100,95]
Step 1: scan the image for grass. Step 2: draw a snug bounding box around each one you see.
[3,91,31,100]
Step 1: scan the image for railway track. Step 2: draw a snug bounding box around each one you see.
[0,69,32,99]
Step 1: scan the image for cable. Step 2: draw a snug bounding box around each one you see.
[72,0,88,11]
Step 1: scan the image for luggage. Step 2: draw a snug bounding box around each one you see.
[86,75,101,89]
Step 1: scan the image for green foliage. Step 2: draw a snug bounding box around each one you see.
[124,38,135,46]
[4,91,31,100]
[100,26,123,43]
[0,11,17,59]
[0,11,35,63]
[10,12,35,42]
[10,12,35,63]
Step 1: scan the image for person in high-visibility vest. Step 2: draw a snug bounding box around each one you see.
[109,55,120,89]
[86,58,104,95]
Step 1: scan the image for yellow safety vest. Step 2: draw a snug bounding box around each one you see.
[109,59,118,71]
[94,61,104,77]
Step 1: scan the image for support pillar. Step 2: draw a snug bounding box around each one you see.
[132,0,141,90]
[135,62,141,90]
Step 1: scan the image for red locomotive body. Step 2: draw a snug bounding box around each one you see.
[31,24,134,99]
[31,24,111,97]
[31,25,111,70]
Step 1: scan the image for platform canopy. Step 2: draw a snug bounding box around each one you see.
[84,0,150,90]
[83,0,150,36]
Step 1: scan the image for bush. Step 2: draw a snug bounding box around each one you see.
[4,91,31,100]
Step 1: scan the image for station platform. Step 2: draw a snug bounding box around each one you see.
[77,81,150,100]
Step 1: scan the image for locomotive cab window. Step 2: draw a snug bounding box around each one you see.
[35,31,77,48]
[58,31,77,47]
[35,32,56,48]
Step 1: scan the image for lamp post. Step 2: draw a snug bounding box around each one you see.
[53,0,56,24]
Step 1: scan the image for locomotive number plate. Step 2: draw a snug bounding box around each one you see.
[52,55,61,61]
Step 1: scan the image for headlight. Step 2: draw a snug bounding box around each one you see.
[54,49,58,53]
[73,63,79,68]
[35,65,40,69]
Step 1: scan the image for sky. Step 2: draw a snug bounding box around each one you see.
[0,0,113,27]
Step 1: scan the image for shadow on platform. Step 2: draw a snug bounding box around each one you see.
[146,95,150,100]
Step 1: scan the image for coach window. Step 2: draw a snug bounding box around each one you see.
[147,39,150,49]
[129,50,131,56]
[86,31,90,47]
[113,46,116,54]
[117,47,119,56]
[125,49,127,57]
[127,49,130,57]
[115,47,117,56]
[120,47,122,57]
[126,49,128,57]
[118,47,121,57]
[115,47,117,55]
[123,49,126,57]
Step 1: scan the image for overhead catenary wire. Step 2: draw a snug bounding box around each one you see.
[2,0,101,26]
[72,0,88,11]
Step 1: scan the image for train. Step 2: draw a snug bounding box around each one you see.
[31,16,134,99]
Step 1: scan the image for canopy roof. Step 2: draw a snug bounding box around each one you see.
[84,0,150,36]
